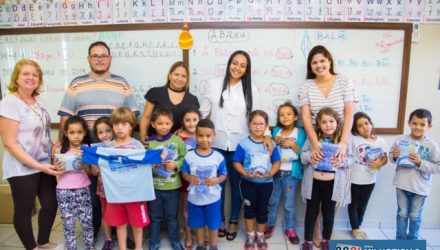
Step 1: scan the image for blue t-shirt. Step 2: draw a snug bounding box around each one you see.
[233,136,281,183]
[181,149,227,206]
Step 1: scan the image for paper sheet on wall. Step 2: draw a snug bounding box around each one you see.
[325,1,345,22]
[285,1,305,21]
[187,0,205,22]
[168,0,186,22]
[384,0,404,22]
[305,0,324,22]
[345,0,364,22]
[206,0,224,22]
[95,0,112,24]
[149,0,167,23]
[130,0,148,23]
[404,0,425,23]
[264,0,284,21]
[45,0,62,26]
[77,0,95,25]
[113,0,130,24]
[244,1,265,21]
[28,0,45,27]
[61,0,78,26]
[364,0,385,22]
[12,0,28,28]
[424,1,440,23]
[225,0,244,21]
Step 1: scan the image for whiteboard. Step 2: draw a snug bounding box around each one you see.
[188,24,411,133]
[0,29,183,122]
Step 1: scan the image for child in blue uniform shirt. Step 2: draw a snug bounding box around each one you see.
[182,119,227,250]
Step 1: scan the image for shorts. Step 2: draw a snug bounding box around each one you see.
[188,199,221,230]
[99,196,108,216]
[104,201,149,227]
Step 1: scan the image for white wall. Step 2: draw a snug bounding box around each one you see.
[1,24,440,229]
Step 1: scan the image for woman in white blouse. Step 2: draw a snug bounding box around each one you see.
[200,50,260,241]
[298,45,358,248]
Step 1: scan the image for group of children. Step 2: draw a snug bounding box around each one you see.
[53,103,440,250]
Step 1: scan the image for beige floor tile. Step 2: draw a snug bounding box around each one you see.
[0,227,15,243]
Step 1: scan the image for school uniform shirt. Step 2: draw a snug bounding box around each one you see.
[181,149,227,206]
[148,133,186,190]
[199,77,261,151]
[350,135,388,185]
[81,139,162,203]
[233,136,281,183]
[389,134,440,196]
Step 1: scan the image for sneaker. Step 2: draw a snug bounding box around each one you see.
[320,240,330,250]
[263,226,275,239]
[301,241,313,250]
[256,234,268,250]
[149,244,160,250]
[127,237,136,249]
[285,229,300,244]
[244,234,256,250]
[209,246,218,250]
[195,245,206,250]
[351,229,367,240]
[101,239,114,250]
[171,241,185,250]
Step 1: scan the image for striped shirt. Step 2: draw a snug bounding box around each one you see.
[298,75,358,124]
[58,73,139,130]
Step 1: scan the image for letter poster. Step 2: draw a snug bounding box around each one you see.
[168,0,186,22]
[77,0,94,25]
[325,0,344,22]
[113,0,130,24]
[28,0,45,27]
[244,0,265,21]
[364,0,385,22]
[264,0,284,21]
[0,0,13,28]
[285,0,305,21]
[187,0,205,22]
[149,0,168,23]
[12,0,28,28]
[305,0,324,22]
[345,0,364,22]
[61,0,78,26]
[206,0,224,22]
[384,0,404,22]
[404,0,424,23]
[131,0,148,23]
[225,0,244,21]
[45,0,61,26]
[424,0,440,23]
[95,0,112,24]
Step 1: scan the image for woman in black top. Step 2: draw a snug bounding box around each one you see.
[139,61,200,143]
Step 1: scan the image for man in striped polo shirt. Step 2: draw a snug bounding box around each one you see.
[57,41,139,245]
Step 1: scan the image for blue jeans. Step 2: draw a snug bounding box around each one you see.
[396,188,426,240]
[267,171,299,230]
[218,149,243,223]
[149,189,180,246]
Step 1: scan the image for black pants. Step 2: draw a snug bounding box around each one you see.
[304,179,336,241]
[88,175,101,236]
[348,183,375,230]
[8,172,58,250]
[240,178,273,224]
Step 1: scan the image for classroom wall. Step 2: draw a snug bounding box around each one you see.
[1,24,439,229]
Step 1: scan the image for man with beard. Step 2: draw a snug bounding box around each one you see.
[57,41,139,247]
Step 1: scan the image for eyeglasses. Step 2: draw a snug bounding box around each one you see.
[89,54,110,61]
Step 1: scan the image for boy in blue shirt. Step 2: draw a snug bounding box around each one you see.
[181,119,227,250]
[389,109,440,240]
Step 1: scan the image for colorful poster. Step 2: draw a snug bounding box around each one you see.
[148,0,167,22]
[225,0,244,21]
[28,0,45,27]
[345,0,364,22]
[305,0,324,21]
[187,0,205,22]
[131,0,148,23]
[325,0,345,22]
[12,0,28,28]
[384,0,404,22]
[61,0,78,26]
[95,0,112,24]
[404,0,425,23]
[424,0,440,23]
[168,0,186,22]
[244,0,265,21]
[0,0,13,28]
[77,0,94,25]
[113,0,130,23]
[285,0,305,21]
[45,0,61,26]
[364,0,385,22]
[206,0,224,22]
[264,0,284,21]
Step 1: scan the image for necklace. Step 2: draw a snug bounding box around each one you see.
[16,93,48,131]
[168,86,186,93]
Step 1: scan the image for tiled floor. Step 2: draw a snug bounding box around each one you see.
[0,215,439,250]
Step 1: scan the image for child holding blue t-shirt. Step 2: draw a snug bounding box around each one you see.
[233,110,281,250]
[182,119,227,250]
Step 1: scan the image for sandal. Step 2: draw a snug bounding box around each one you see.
[184,237,193,249]
[226,220,238,241]
[218,227,227,238]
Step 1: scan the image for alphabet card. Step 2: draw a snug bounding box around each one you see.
[77,0,94,25]
[61,0,78,26]
[12,0,28,28]
[285,0,305,21]
[424,0,440,23]
[384,0,404,22]
[113,0,130,24]
[0,0,13,28]
[28,0,45,27]
[187,0,205,22]
[206,0,224,22]
[130,0,148,23]
[45,0,61,26]
[325,0,345,22]
[264,0,284,21]
[225,0,244,21]
[305,0,324,22]
[148,0,167,23]
[404,0,424,23]
[168,0,186,22]
[95,0,112,24]
[244,0,265,21]
[364,0,385,22]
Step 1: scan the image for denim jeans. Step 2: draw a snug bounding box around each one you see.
[149,189,180,246]
[396,188,427,240]
[217,149,243,222]
[267,171,300,230]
